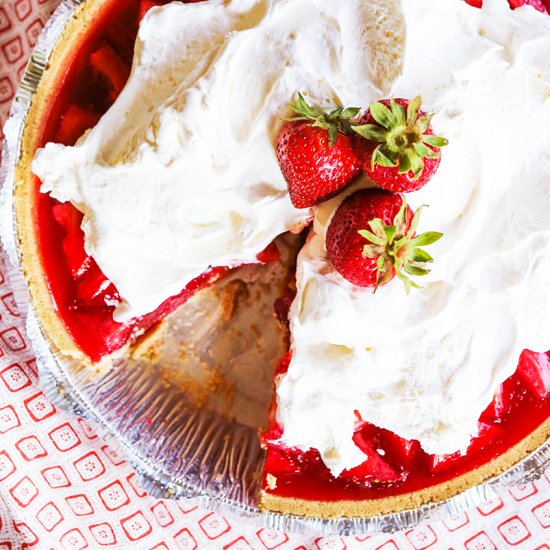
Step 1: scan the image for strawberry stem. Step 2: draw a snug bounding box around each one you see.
[285,92,360,147]
[358,197,443,293]
[352,96,448,179]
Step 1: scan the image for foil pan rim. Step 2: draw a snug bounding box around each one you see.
[0,0,548,536]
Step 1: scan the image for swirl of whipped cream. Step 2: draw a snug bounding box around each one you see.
[277,0,550,475]
[32,0,403,320]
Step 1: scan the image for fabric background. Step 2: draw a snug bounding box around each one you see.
[0,0,549,548]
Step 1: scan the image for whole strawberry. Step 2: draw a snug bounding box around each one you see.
[277,93,361,208]
[352,97,448,193]
[326,189,443,292]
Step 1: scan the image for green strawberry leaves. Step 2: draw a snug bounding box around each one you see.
[358,198,443,293]
[423,135,448,148]
[286,92,360,147]
[282,92,447,294]
[352,96,448,179]
[406,95,421,125]
[369,101,396,129]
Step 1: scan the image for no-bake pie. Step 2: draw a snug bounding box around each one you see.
[12,0,550,519]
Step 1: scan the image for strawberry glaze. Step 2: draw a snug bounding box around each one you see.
[262,353,549,502]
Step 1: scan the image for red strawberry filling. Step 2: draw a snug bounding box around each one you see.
[517,350,550,399]
[262,353,549,502]
[55,105,101,146]
[89,44,131,103]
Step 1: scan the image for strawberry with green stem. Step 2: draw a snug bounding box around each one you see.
[352,96,448,193]
[277,93,361,208]
[326,189,443,292]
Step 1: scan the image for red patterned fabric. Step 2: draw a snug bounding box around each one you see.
[0,1,549,548]
[0,0,59,144]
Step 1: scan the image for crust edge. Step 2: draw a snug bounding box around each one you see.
[14,0,115,366]
[260,418,550,519]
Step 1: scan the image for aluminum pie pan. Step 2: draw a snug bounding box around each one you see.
[0,0,549,536]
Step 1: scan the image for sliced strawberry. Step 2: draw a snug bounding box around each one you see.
[428,450,461,474]
[74,262,114,305]
[517,350,550,399]
[263,447,301,478]
[465,0,482,6]
[52,202,82,232]
[480,383,513,424]
[89,45,131,102]
[262,394,283,444]
[53,203,119,301]
[492,385,510,420]
[383,433,420,464]
[343,432,403,483]
[63,235,92,280]
[56,105,101,146]
[353,417,420,467]
[256,242,281,264]
[52,203,92,279]
[274,351,292,378]
[427,422,505,474]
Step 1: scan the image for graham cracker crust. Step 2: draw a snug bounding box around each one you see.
[260,418,550,518]
[14,0,113,365]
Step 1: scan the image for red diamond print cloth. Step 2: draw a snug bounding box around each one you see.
[1,1,549,549]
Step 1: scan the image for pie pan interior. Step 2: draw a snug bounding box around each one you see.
[0,0,549,536]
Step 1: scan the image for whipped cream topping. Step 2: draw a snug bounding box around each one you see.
[32,0,403,321]
[277,0,550,475]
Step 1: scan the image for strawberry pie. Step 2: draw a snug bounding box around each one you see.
[12,0,550,519]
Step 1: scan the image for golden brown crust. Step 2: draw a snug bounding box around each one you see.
[14,0,113,365]
[260,418,550,518]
